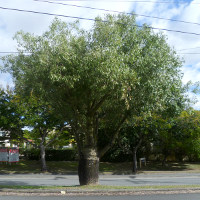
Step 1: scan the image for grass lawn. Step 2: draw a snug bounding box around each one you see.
[1,160,200,174]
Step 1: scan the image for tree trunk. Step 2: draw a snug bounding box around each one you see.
[132,148,137,174]
[78,148,99,185]
[162,154,168,166]
[132,138,143,174]
[40,144,47,172]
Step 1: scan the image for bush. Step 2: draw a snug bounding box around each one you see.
[21,148,77,161]
[20,148,40,160]
[100,147,132,162]
[45,149,77,161]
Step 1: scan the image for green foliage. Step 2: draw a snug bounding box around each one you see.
[0,88,24,144]
[151,110,200,161]
[21,148,40,160]
[21,148,77,161]
[100,146,132,162]
[3,15,185,126]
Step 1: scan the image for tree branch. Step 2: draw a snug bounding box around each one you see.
[118,138,132,155]
[90,93,110,116]
[99,114,128,158]
[134,137,143,152]
[45,126,70,147]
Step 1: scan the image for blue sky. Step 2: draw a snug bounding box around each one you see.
[0,0,200,108]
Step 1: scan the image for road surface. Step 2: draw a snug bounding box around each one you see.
[0,173,200,186]
[0,194,200,200]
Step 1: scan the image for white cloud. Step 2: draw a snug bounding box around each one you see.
[0,72,14,89]
[182,62,200,84]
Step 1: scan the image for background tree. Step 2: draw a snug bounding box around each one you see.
[0,88,24,146]
[0,88,67,171]
[118,116,155,174]
[2,14,186,185]
[17,94,67,171]
[171,110,200,161]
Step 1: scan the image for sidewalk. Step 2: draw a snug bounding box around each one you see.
[1,172,200,187]
[0,172,200,196]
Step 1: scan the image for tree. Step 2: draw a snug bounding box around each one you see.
[16,94,67,171]
[150,109,200,164]
[0,88,67,171]
[118,116,156,174]
[2,14,186,185]
[0,88,23,146]
[170,110,200,161]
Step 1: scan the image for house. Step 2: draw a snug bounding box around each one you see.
[0,130,18,148]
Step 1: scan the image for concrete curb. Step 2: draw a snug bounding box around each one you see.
[1,187,200,196]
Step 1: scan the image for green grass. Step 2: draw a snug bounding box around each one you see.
[1,160,200,174]
[0,160,78,174]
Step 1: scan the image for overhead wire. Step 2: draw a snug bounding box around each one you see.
[0,6,200,36]
[177,47,200,51]
[178,53,200,54]
[33,0,200,26]
[0,52,31,54]
[1,50,200,56]
[39,0,200,4]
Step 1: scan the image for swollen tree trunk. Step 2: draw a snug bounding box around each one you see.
[40,143,47,172]
[78,148,99,185]
[75,112,127,186]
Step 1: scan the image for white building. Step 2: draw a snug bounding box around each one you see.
[0,130,17,147]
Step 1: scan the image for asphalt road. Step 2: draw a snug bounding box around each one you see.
[0,173,200,186]
[1,194,200,200]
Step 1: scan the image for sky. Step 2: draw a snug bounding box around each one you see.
[0,0,200,108]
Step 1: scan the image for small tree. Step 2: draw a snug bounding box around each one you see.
[0,88,67,171]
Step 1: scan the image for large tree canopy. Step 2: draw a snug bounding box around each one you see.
[2,14,187,185]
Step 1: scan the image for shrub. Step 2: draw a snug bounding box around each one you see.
[20,148,77,161]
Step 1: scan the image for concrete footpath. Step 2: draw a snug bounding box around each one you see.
[1,172,200,186]
[0,173,200,196]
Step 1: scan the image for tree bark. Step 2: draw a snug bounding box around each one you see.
[132,148,137,174]
[162,154,168,166]
[40,133,47,172]
[40,143,47,172]
[132,138,143,174]
[78,148,99,185]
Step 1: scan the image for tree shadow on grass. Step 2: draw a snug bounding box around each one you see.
[140,161,190,171]
[107,161,194,175]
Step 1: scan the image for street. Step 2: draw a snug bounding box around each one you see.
[0,173,200,186]
[0,194,200,200]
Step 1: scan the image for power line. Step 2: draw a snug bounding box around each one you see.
[0,6,200,36]
[178,47,200,51]
[0,52,23,54]
[40,0,200,4]
[1,51,200,55]
[34,0,200,26]
[178,53,200,54]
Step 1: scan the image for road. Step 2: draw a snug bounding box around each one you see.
[0,194,200,200]
[0,173,200,186]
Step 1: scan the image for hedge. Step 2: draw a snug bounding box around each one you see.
[21,148,135,162]
[21,148,77,161]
